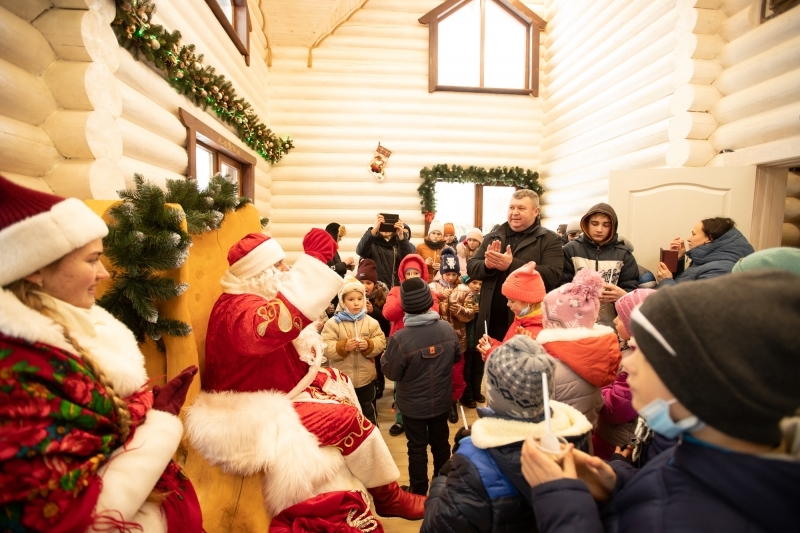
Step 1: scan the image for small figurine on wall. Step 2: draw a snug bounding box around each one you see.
[369,143,392,181]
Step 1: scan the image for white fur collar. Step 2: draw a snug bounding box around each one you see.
[536,324,616,344]
[470,400,593,449]
[0,289,148,398]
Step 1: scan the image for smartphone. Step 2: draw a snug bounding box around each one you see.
[379,213,399,232]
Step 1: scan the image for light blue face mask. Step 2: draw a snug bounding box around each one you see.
[519,305,531,316]
[638,398,705,439]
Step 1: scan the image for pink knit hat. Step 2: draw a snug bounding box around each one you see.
[614,288,656,333]
[542,268,604,329]
[502,262,546,303]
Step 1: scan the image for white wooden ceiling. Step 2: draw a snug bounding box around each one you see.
[258,0,368,48]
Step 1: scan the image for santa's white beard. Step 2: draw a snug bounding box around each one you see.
[219,265,290,299]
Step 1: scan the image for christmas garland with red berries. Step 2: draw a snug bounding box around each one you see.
[111,0,293,163]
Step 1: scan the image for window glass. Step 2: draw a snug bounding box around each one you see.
[221,162,239,183]
[196,144,215,190]
[434,181,475,236]
[438,0,480,87]
[484,0,526,89]
[482,185,515,233]
[217,0,234,25]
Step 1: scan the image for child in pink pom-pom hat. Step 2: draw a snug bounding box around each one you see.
[534,269,622,426]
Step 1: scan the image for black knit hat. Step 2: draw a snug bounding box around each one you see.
[630,270,800,446]
[401,277,433,315]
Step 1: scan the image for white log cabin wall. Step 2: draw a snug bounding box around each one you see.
[266,0,547,263]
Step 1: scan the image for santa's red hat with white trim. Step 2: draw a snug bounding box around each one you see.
[227,232,286,279]
[0,175,108,288]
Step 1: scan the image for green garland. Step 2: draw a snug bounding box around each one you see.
[111,0,293,163]
[418,164,544,216]
[99,174,263,350]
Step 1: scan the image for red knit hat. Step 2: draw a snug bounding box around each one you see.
[227,233,285,279]
[355,258,378,283]
[0,175,108,287]
[502,262,546,303]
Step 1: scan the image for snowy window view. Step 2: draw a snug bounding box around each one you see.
[434,181,515,236]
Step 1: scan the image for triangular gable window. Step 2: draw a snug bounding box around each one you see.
[419,0,546,96]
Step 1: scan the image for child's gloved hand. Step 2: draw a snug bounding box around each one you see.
[303,228,337,263]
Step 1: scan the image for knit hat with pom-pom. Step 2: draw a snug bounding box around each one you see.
[439,247,460,275]
[542,268,604,329]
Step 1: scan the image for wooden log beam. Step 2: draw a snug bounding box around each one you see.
[544,0,627,64]
[673,57,723,87]
[45,157,126,199]
[676,6,727,35]
[43,109,123,160]
[118,80,186,146]
[706,134,800,167]
[669,111,719,141]
[0,56,58,125]
[0,114,59,176]
[714,34,800,95]
[718,4,754,43]
[787,170,800,197]
[708,100,800,151]
[675,32,725,60]
[0,4,58,74]
[711,68,800,124]
[666,139,716,166]
[721,0,751,16]
[0,0,51,22]
[117,116,188,175]
[117,154,186,190]
[718,4,800,68]
[782,222,800,246]
[0,172,53,192]
[785,196,800,223]
[671,83,723,113]
[43,60,122,115]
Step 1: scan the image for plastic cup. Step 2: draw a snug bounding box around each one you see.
[533,434,568,462]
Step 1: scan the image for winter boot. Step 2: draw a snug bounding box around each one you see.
[368,481,425,520]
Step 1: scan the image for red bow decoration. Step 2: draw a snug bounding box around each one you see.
[424,211,435,223]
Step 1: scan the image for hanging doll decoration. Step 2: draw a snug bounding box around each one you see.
[369,143,392,181]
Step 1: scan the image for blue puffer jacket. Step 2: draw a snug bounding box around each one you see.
[659,227,753,287]
[530,419,800,533]
[422,401,592,533]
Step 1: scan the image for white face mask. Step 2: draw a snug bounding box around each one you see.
[638,398,705,439]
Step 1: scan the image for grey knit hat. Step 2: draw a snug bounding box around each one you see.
[630,270,800,446]
[401,277,433,315]
[484,335,556,422]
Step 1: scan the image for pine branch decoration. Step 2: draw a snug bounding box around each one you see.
[111,0,293,163]
[418,164,544,215]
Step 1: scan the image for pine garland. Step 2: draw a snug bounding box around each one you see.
[111,0,293,163]
[99,174,263,350]
[418,164,544,216]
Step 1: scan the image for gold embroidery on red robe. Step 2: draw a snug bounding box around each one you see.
[256,300,293,335]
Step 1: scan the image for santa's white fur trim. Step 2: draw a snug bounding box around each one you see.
[470,400,592,449]
[280,254,345,319]
[342,430,399,488]
[185,390,343,515]
[0,198,108,287]
[536,324,615,344]
[229,237,285,279]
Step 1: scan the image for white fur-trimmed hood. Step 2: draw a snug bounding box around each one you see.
[185,389,343,515]
[471,400,593,449]
[536,324,616,344]
[0,289,148,398]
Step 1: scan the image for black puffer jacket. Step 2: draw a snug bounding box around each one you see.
[356,228,412,290]
[561,203,639,326]
[381,313,461,419]
[422,402,592,533]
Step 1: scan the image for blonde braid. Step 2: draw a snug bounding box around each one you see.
[6,280,132,443]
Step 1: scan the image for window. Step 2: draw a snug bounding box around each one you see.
[419,0,546,96]
[205,0,251,66]
[432,181,516,234]
[761,0,800,21]
[179,108,256,198]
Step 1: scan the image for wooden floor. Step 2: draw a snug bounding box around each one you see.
[375,381,483,533]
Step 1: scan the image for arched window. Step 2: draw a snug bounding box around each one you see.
[419,0,546,96]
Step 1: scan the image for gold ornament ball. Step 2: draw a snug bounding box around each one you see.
[150,39,160,50]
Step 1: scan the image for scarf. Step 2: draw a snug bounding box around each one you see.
[333,309,366,324]
[423,238,446,250]
[403,311,440,327]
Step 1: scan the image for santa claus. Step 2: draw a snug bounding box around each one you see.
[185,229,424,528]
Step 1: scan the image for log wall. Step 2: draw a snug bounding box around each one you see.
[267,0,547,262]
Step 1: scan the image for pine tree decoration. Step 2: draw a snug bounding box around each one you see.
[164,174,254,234]
[99,175,192,350]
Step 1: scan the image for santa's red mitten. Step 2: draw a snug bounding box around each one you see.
[303,228,337,263]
